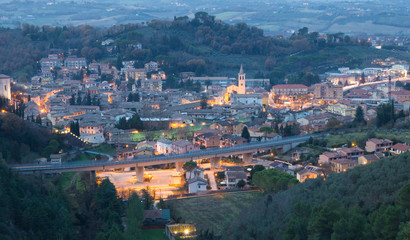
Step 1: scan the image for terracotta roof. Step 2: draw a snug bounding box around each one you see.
[391,143,410,152]
[361,154,381,161]
[340,147,364,154]
[369,138,393,144]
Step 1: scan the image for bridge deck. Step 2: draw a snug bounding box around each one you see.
[9,135,314,173]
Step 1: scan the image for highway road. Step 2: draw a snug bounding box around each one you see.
[9,134,315,173]
[343,77,410,92]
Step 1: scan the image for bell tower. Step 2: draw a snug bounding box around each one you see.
[238,64,246,94]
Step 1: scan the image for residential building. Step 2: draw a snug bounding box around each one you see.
[231,93,265,106]
[390,143,410,155]
[186,167,204,180]
[297,113,333,126]
[365,138,393,152]
[313,82,343,100]
[296,169,318,182]
[188,76,232,87]
[188,176,208,193]
[117,147,155,160]
[338,147,364,160]
[318,151,346,165]
[156,139,173,154]
[141,78,162,91]
[40,56,63,69]
[193,128,221,137]
[125,68,146,82]
[144,61,158,72]
[64,57,87,69]
[193,132,220,148]
[220,134,247,148]
[172,140,199,154]
[327,104,356,117]
[331,159,357,173]
[358,152,384,165]
[225,166,247,187]
[391,90,410,104]
[210,121,246,135]
[271,84,308,96]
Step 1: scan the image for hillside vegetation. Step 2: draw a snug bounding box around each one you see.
[224,151,410,240]
[1,12,409,84]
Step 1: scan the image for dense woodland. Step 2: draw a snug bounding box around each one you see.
[223,152,410,240]
[0,161,150,240]
[0,12,385,87]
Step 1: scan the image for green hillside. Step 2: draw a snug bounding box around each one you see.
[224,152,410,240]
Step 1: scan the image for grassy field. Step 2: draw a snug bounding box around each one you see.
[165,191,262,236]
[88,143,116,155]
[140,229,168,240]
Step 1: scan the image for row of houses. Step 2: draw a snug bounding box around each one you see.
[319,138,410,173]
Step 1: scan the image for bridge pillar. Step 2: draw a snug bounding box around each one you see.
[136,166,144,183]
[90,170,96,189]
[210,157,221,169]
[175,162,184,174]
[242,153,253,164]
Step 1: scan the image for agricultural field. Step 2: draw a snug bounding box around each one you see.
[165,191,262,236]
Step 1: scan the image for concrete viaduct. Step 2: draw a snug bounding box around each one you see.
[9,134,314,182]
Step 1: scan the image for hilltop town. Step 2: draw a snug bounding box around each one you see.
[1,12,410,240]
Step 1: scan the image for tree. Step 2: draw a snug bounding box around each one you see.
[331,207,367,240]
[86,92,92,105]
[354,106,365,124]
[124,192,144,240]
[376,103,394,127]
[308,200,342,240]
[70,94,76,105]
[237,179,246,188]
[241,127,251,143]
[200,94,208,109]
[360,72,366,84]
[259,126,273,134]
[250,165,265,178]
[253,169,298,192]
[326,117,341,130]
[96,178,122,229]
[370,205,402,240]
[398,182,410,210]
[70,121,80,137]
[141,188,154,210]
[183,161,197,179]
